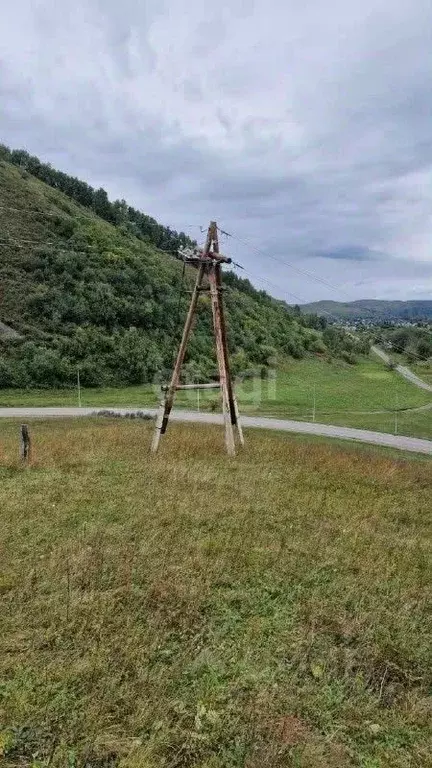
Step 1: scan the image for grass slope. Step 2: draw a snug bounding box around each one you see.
[0,419,431,767]
[0,160,320,388]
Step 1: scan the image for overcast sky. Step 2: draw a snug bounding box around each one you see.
[1,0,432,303]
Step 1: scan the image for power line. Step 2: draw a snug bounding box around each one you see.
[231,262,344,325]
[0,203,90,219]
[0,237,101,252]
[227,265,430,410]
[0,225,429,363]
[223,224,432,329]
[221,226,432,363]
[219,226,353,299]
[0,237,62,248]
[0,228,419,330]
[233,264,310,306]
[0,206,203,244]
[235,263,431,363]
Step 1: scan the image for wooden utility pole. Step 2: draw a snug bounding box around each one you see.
[151,221,244,456]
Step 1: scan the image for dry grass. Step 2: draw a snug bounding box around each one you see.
[0,419,431,767]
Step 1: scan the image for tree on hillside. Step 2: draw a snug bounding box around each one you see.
[93,188,114,222]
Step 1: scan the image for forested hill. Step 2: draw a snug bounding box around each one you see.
[0,153,349,388]
[0,144,196,256]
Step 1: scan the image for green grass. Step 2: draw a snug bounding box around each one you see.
[1,357,430,412]
[310,409,432,442]
[1,357,431,439]
[0,384,157,408]
[0,419,431,767]
[235,358,431,414]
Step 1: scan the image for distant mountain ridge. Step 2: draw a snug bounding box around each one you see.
[300,300,432,322]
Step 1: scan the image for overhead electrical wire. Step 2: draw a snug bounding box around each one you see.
[0,213,429,364]
[219,225,431,364]
[218,226,353,299]
[0,203,91,219]
[226,264,430,412]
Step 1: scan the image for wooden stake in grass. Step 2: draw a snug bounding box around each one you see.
[66,557,71,624]
[20,423,31,464]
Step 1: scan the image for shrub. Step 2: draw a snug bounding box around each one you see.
[309,338,326,354]
[0,359,14,388]
[341,350,357,365]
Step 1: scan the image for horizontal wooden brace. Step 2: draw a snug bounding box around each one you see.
[185,287,227,293]
[183,255,232,265]
[161,382,221,391]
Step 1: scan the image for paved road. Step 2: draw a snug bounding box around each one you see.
[1,406,431,455]
[371,345,432,393]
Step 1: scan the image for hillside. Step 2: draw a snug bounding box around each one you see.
[1,419,431,767]
[0,154,344,389]
[0,321,21,339]
[301,299,432,322]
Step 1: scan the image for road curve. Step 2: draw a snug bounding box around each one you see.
[371,345,432,393]
[0,406,431,455]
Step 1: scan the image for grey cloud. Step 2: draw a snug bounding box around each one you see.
[1,0,432,301]
[182,79,204,103]
[317,247,385,262]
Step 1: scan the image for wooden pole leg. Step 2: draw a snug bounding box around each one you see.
[233,396,244,447]
[151,401,165,453]
[208,264,237,457]
[221,392,236,457]
[151,263,205,452]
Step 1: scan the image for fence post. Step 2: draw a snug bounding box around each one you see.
[313,383,316,423]
[394,392,398,435]
[20,424,31,464]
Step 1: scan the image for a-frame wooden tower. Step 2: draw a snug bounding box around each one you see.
[151,221,244,456]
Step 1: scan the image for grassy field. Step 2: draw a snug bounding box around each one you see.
[1,357,431,439]
[0,419,431,767]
